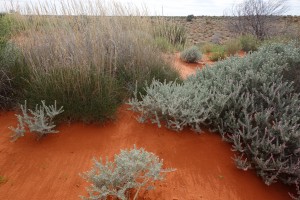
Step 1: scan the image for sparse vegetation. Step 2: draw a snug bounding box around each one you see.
[81,145,175,200]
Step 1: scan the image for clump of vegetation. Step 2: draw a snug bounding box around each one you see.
[209,45,226,61]
[224,39,242,56]
[129,42,300,199]
[200,42,214,53]
[239,34,259,52]
[4,1,180,123]
[0,175,7,184]
[81,145,175,200]
[180,46,202,63]
[153,20,187,47]
[10,100,64,141]
[186,14,194,22]
[153,37,175,53]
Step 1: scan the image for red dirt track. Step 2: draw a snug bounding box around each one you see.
[0,52,294,199]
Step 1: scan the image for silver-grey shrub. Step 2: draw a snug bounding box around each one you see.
[128,42,300,199]
[81,145,174,200]
[10,100,64,141]
[180,46,202,63]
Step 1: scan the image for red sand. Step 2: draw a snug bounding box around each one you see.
[0,51,294,199]
[0,107,293,200]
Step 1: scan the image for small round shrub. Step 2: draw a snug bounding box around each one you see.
[81,145,175,200]
[186,15,194,22]
[180,46,202,63]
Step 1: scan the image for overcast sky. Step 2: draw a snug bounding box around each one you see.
[0,0,299,16]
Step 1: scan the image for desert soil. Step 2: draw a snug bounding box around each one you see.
[0,53,294,200]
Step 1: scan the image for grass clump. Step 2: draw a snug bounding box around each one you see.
[209,45,226,61]
[5,1,180,123]
[224,39,242,56]
[239,34,259,52]
[129,42,300,199]
[200,42,214,53]
[81,145,175,200]
[180,46,202,63]
[153,20,187,47]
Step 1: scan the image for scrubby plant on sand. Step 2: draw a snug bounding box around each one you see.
[10,100,64,141]
[239,34,259,52]
[81,145,175,200]
[129,42,300,199]
[6,1,180,123]
[180,46,202,63]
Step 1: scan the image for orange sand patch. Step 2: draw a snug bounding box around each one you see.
[0,106,293,200]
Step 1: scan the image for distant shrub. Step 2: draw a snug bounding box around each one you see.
[224,39,242,56]
[10,100,64,141]
[180,46,202,63]
[186,15,194,22]
[239,34,259,52]
[209,45,225,61]
[81,145,175,200]
[129,42,300,199]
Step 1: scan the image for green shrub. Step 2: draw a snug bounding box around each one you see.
[81,145,175,200]
[0,43,28,110]
[209,45,225,61]
[239,34,259,52]
[180,46,202,63]
[129,42,300,199]
[224,39,242,56]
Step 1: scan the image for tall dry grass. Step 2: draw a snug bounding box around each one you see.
[7,0,180,122]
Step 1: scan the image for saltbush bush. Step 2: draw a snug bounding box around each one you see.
[81,145,174,200]
[180,46,202,63]
[10,100,64,141]
[129,42,300,199]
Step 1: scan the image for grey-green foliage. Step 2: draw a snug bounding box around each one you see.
[81,145,175,200]
[180,46,202,63]
[10,100,64,141]
[128,42,300,199]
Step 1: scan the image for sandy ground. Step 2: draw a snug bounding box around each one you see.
[0,52,294,200]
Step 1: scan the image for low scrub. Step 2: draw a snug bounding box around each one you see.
[129,42,300,199]
[81,145,174,200]
[180,46,202,63]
